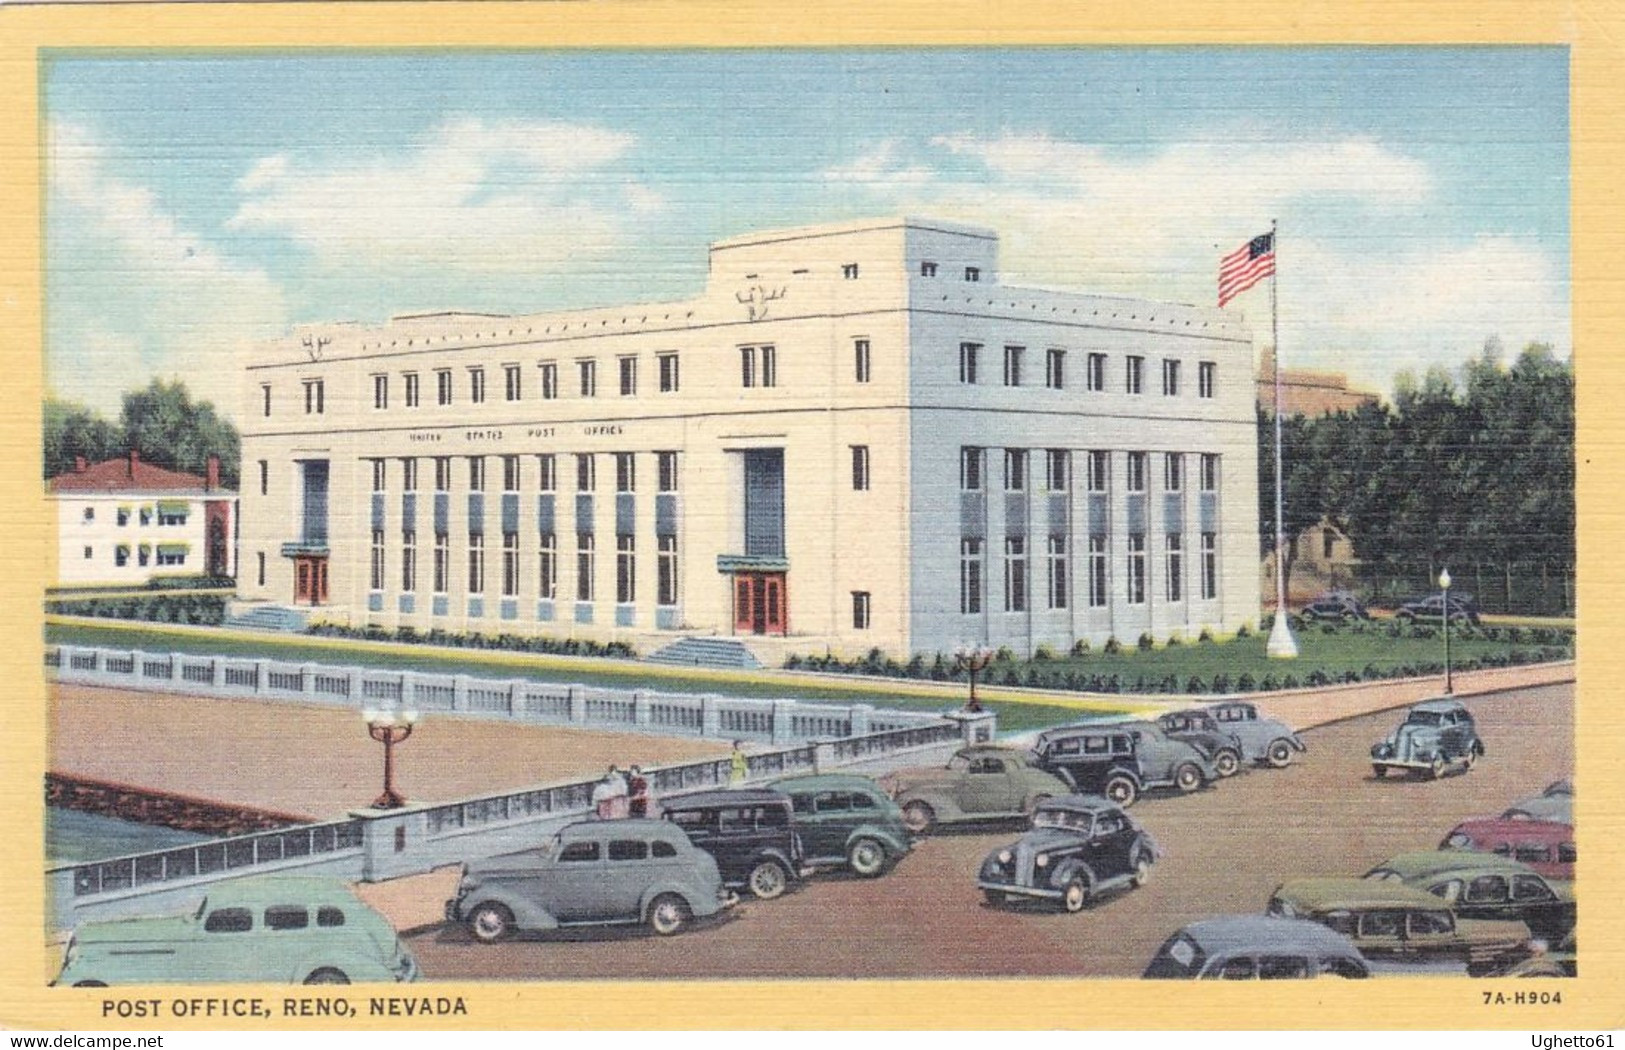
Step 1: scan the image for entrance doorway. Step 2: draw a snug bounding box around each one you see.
[733,572,787,635]
[293,555,328,605]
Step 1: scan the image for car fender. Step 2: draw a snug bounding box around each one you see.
[292,949,396,984]
[843,823,911,858]
[1133,831,1162,862]
[638,881,709,921]
[464,887,559,932]
[895,788,966,822]
[1049,857,1096,892]
[752,847,802,879]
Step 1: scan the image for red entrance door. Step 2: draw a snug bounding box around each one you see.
[294,556,329,605]
[733,573,787,635]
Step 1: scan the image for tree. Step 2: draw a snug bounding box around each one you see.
[43,398,123,480]
[119,379,240,488]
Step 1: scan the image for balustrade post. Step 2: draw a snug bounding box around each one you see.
[770,700,795,746]
[401,671,417,712]
[253,659,271,695]
[849,703,873,737]
[452,674,471,713]
[211,654,226,689]
[700,695,721,737]
[129,648,145,681]
[348,667,364,705]
[567,685,585,724]
[300,662,317,700]
[633,690,651,726]
[813,740,837,773]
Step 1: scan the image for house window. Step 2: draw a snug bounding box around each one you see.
[371,460,387,492]
[851,446,870,491]
[1088,535,1108,607]
[619,356,637,397]
[576,533,595,601]
[468,456,485,493]
[404,372,420,408]
[960,447,983,491]
[1166,533,1183,601]
[657,451,678,493]
[434,457,452,492]
[1199,361,1216,399]
[1045,349,1066,390]
[965,266,980,282]
[1200,453,1219,492]
[503,455,521,493]
[854,339,871,383]
[959,342,980,384]
[851,591,871,628]
[436,369,453,406]
[1126,356,1144,395]
[1046,450,1069,492]
[467,534,485,593]
[1127,452,1147,493]
[538,533,557,599]
[139,506,152,527]
[616,535,636,604]
[615,453,636,493]
[115,545,130,567]
[261,384,272,417]
[83,545,94,560]
[842,263,860,279]
[256,552,265,586]
[138,545,149,567]
[1164,453,1183,492]
[303,379,324,414]
[1003,346,1024,387]
[155,548,186,567]
[658,353,680,393]
[1087,451,1109,493]
[402,457,420,493]
[82,507,94,523]
[434,533,449,593]
[157,507,188,527]
[258,460,268,496]
[1127,533,1146,604]
[469,367,486,404]
[1048,535,1069,610]
[116,507,129,526]
[920,261,937,277]
[740,346,776,388]
[657,534,678,606]
[401,531,417,591]
[1162,359,1181,396]
[539,361,558,400]
[576,453,596,492]
[504,364,522,402]
[578,359,597,398]
[740,347,755,388]
[1003,537,1027,612]
[1087,353,1106,392]
[503,533,520,597]
[960,538,983,614]
[537,454,556,492]
[1202,532,1218,600]
[373,374,388,410]
[761,346,777,387]
[1324,530,1337,560]
[1004,449,1028,492]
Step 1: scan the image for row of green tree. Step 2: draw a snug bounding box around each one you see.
[45,380,240,489]
[1261,340,1574,615]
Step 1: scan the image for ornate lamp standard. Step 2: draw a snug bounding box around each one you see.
[1439,568,1453,695]
[363,708,419,809]
[952,645,996,713]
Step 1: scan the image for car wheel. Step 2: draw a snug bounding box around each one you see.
[303,968,350,985]
[901,801,936,834]
[1103,774,1139,808]
[1061,876,1090,914]
[1131,852,1153,888]
[468,902,515,944]
[1430,755,1447,780]
[1266,739,1295,768]
[748,860,789,900]
[1214,750,1240,778]
[1372,764,1388,779]
[1464,748,1478,771]
[848,837,888,878]
[1173,763,1203,793]
[648,893,692,936]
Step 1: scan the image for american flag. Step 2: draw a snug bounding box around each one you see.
[1218,231,1275,307]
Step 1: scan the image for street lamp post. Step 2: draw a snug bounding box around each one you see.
[363,708,420,809]
[952,645,996,714]
[1438,568,1453,695]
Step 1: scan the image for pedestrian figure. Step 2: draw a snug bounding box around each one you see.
[728,740,749,787]
[593,764,629,819]
[627,765,651,818]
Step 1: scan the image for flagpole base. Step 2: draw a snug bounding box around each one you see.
[1266,614,1299,659]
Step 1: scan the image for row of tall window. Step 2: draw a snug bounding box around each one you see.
[959,448,1220,494]
[959,532,1220,614]
[959,344,1217,397]
[360,452,680,495]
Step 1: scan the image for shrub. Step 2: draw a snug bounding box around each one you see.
[1236,623,1253,639]
[784,654,802,670]
[1165,633,1183,648]
[1159,674,1179,693]
[1137,632,1155,652]
[1259,674,1280,691]
[1235,672,1256,692]
[1321,622,1338,635]
[1104,636,1122,654]
[1025,668,1043,687]
[1001,668,1021,686]
[1033,644,1056,662]
[1307,670,1330,686]
[1185,675,1206,693]
[994,646,1015,663]
[1071,639,1091,656]
[1104,674,1122,694]
[1198,627,1214,644]
[1363,662,1386,680]
[1259,614,1275,632]
[1210,673,1231,693]
[1340,669,1361,683]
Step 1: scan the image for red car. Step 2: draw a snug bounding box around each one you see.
[1439,817,1575,881]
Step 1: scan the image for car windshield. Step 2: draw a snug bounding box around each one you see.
[538,834,563,862]
[947,754,971,771]
[1144,934,1206,978]
[1033,809,1091,832]
[1404,711,1444,727]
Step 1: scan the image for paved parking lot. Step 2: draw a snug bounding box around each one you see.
[403,682,1573,979]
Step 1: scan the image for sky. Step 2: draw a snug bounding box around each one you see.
[43,47,1570,419]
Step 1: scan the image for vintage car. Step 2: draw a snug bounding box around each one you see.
[1440,816,1575,881]
[1155,709,1244,777]
[770,774,911,877]
[446,819,734,940]
[1363,852,1575,942]
[661,789,807,900]
[1207,700,1307,768]
[977,795,1160,912]
[886,746,1070,834]
[1300,591,1371,623]
[53,876,419,986]
[1370,698,1485,779]
[1491,932,1576,978]
[1504,792,1573,824]
[1267,878,1534,975]
[1143,915,1370,979]
[1394,592,1481,625]
[1030,721,1220,807]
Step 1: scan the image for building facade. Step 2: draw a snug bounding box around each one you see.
[49,452,236,586]
[238,217,1259,657]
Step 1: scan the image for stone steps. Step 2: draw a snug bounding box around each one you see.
[645,636,763,669]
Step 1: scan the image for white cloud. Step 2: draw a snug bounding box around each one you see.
[226,116,654,275]
[823,141,936,191]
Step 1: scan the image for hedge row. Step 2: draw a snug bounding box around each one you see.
[303,622,637,660]
[1263,613,1575,646]
[46,594,227,625]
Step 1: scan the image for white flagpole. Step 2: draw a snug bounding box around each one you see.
[1266,218,1299,658]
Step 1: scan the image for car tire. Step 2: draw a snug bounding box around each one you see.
[847,837,888,878]
[1266,739,1295,768]
[647,893,691,937]
[901,801,936,834]
[303,968,350,985]
[748,860,789,900]
[1464,748,1478,771]
[1103,774,1139,808]
[1061,876,1090,914]
[1372,764,1388,779]
[1173,763,1203,793]
[1214,750,1241,778]
[1131,852,1153,888]
[1430,755,1447,780]
[468,902,515,944]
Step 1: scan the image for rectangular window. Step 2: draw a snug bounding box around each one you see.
[959,342,980,384]
[257,551,266,587]
[1201,532,1218,600]
[1166,533,1183,601]
[1200,453,1219,492]
[921,261,938,277]
[503,533,519,597]
[504,364,522,402]
[1045,349,1066,390]
[851,446,870,491]
[1127,452,1147,493]
[576,533,595,601]
[854,339,871,383]
[401,458,418,492]
[469,367,486,404]
[303,379,324,414]
[1003,346,1024,387]
[1046,449,1069,492]
[467,534,485,593]
[1126,355,1144,395]
[1087,450,1109,493]
[1004,449,1028,492]
[436,369,453,406]
[760,345,777,388]
[1004,537,1027,612]
[615,452,636,493]
[618,356,637,397]
[373,374,388,410]
[851,591,871,628]
[117,508,129,526]
[371,459,387,492]
[960,447,983,491]
[261,384,272,417]
[539,361,558,400]
[578,359,597,398]
[538,533,557,599]
[1164,453,1183,492]
[1127,533,1146,604]
[960,538,983,614]
[434,457,451,492]
[1162,358,1181,396]
[576,453,595,492]
[1198,360,1216,399]
[1088,535,1108,607]
[965,266,980,282]
[258,460,268,496]
[616,535,636,603]
[842,263,860,279]
[404,372,420,408]
[401,531,417,592]
[502,455,520,493]
[658,353,680,393]
[1087,353,1106,392]
[657,451,678,493]
[1048,535,1069,610]
[468,456,485,493]
[83,545,93,560]
[657,534,678,606]
[537,454,556,492]
[740,347,755,388]
[434,533,449,593]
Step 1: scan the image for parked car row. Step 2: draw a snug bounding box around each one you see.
[1296,589,1482,625]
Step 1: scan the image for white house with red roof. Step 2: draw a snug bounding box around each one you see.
[48,451,237,586]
